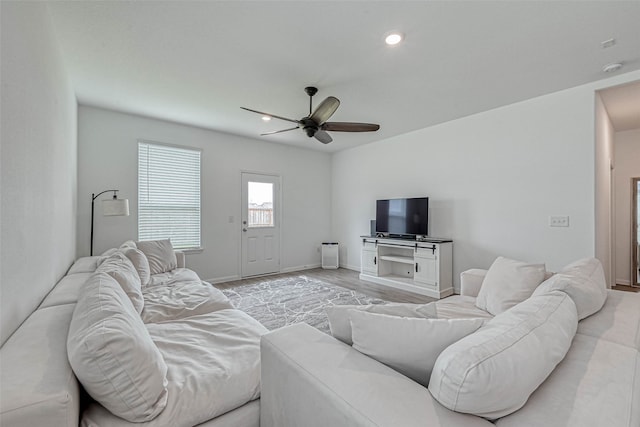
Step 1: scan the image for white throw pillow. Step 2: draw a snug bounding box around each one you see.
[124,247,151,287]
[326,303,437,345]
[67,272,168,422]
[532,257,607,320]
[96,252,144,314]
[429,291,577,420]
[350,310,485,387]
[136,239,178,275]
[120,240,137,250]
[475,256,546,315]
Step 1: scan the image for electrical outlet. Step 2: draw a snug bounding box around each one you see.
[549,215,570,227]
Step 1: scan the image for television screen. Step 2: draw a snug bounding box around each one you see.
[376,197,429,236]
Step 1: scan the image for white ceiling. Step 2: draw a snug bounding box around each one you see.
[48,1,640,152]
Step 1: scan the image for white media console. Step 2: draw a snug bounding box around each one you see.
[359,236,453,299]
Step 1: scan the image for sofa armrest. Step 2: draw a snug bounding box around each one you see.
[260,323,492,427]
[460,269,487,297]
[175,250,185,268]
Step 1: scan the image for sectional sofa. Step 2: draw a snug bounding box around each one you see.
[0,240,267,427]
[261,257,640,427]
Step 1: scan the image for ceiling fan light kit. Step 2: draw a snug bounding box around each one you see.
[241,87,380,144]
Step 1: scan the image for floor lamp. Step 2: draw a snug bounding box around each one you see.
[91,190,130,256]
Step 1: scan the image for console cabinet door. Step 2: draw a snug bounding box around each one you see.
[361,247,378,276]
[415,250,437,287]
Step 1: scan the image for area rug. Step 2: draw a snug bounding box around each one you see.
[219,275,387,334]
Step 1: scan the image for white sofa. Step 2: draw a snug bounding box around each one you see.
[0,240,267,427]
[260,258,640,427]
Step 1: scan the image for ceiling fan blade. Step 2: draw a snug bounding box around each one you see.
[260,127,299,136]
[321,122,380,132]
[309,96,340,125]
[240,107,299,124]
[314,130,333,144]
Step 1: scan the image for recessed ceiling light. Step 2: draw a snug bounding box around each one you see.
[385,32,403,46]
[262,116,271,121]
[603,62,623,73]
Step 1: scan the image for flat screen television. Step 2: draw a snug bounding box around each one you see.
[376,197,429,237]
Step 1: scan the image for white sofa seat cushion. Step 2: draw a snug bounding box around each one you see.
[433,295,494,320]
[67,273,169,422]
[96,251,144,313]
[141,280,234,323]
[40,272,92,308]
[577,290,640,349]
[81,309,268,427]
[495,334,640,427]
[532,257,607,320]
[0,304,80,427]
[475,256,546,315]
[429,291,578,420]
[67,256,100,274]
[350,310,485,386]
[136,239,178,275]
[326,303,437,345]
[147,267,201,287]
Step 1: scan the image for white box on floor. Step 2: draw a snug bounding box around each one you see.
[322,243,339,269]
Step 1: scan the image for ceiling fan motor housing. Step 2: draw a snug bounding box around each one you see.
[301,117,318,137]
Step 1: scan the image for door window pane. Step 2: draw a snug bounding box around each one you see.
[248,182,274,227]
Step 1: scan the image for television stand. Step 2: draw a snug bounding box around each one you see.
[359,236,453,299]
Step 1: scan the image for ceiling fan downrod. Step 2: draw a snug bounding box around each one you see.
[304,86,318,115]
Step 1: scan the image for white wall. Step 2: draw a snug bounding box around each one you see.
[0,2,77,346]
[332,71,640,292]
[78,106,331,282]
[594,92,616,287]
[614,128,640,285]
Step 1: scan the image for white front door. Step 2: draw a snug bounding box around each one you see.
[241,172,280,277]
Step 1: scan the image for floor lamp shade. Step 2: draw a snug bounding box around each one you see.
[103,198,129,216]
[91,189,129,256]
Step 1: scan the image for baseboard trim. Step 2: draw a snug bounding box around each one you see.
[280,263,322,274]
[206,274,240,284]
[616,279,631,286]
[341,264,360,272]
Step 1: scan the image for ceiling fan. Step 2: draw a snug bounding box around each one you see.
[241,87,380,144]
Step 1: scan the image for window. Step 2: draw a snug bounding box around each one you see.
[138,141,201,249]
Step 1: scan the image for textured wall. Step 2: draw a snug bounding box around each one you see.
[1,2,77,346]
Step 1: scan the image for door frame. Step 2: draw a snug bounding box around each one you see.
[240,170,282,278]
[632,177,639,287]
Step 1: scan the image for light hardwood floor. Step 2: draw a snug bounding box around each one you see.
[215,267,435,304]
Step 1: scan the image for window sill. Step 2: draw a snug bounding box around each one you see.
[176,247,204,255]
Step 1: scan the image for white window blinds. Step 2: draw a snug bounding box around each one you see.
[138,141,201,249]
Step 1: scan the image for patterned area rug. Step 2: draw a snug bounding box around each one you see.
[219,275,387,334]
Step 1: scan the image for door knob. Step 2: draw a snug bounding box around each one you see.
[243,228,247,232]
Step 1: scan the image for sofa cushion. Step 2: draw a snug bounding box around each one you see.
[433,295,494,320]
[141,280,234,324]
[96,251,144,313]
[39,272,92,308]
[350,310,485,387]
[67,272,168,422]
[495,334,640,427]
[81,309,268,426]
[475,256,546,315]
[136,239,178,275]
[67,256,100,274]
[147,267,201,287]
[429,291,578,420]
[576,290,640,349]
[326,303,437,345]
[0,304,80,427]
[123,247,151,286]
[532,257,607,320]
